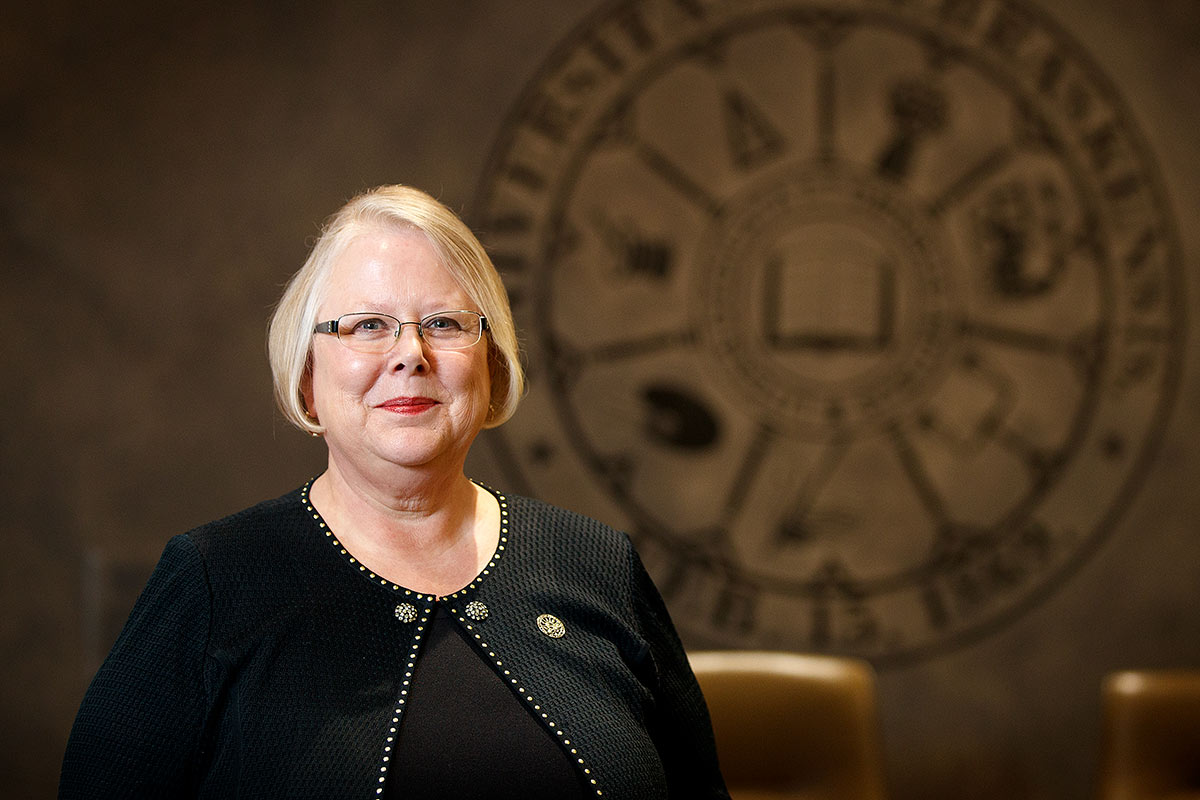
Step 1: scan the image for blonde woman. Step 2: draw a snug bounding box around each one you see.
[61,185,729,800]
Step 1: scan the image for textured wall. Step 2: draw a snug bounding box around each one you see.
[3,1,1196,798]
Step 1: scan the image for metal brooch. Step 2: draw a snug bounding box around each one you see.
[465,600,489,621]
[536,613,566,638]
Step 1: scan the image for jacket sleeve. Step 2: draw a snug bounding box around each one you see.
[59,534,213,799]
[628,547,731,800]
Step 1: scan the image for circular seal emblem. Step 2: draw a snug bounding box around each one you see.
[473,0,1184,664]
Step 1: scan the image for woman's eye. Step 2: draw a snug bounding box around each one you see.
[424,315,463,333]
[350,317,392,335]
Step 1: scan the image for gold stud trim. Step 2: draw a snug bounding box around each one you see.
[300,479,508,599]
[372,605,431,795]
[453,607,601,796]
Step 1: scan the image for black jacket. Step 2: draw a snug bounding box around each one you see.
[60,483,729,799]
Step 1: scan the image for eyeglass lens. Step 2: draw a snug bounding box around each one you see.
[334,311,484,352]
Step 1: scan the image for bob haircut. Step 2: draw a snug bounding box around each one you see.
[268,185,525,435]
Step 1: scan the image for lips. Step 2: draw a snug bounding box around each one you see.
[377,396,439,414]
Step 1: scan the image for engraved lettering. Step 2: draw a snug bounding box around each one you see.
[670,0,708,18]
[810,562,880,649]
[525,92,579,144]
[1123,226,1165,313]
[584,32,625,74]
[505,161,547,192]
[929,522,1057,622]
[922,583,951,630]
[1124,227,1159,276]
[1081,120,1119,174]
[1104,173,1142,203]
[613,4,656,51]
[1063,79,1093,123]
[1036,50,1066,95]
[561,66,603,96]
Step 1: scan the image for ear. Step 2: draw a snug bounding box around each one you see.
[300,360,317,420]
[485,346,504,425]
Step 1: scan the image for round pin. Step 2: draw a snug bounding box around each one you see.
[536,613,566,638]
[394,603,418,623]
[465,600,489,621]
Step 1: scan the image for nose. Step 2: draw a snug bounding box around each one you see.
[390,322,429,372]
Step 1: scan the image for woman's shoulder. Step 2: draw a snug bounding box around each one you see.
[182,484,312,556]
[497,489,637,561]
[501,490,621,531]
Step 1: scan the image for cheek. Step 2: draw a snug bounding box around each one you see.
[310,347,381,408]
[440,353,492,417]
[468,370,492,421]
[470,351,493,402]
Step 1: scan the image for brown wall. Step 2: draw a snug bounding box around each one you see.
[4,1,1197,798]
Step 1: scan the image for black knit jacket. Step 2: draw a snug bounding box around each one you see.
[60,483,730,799]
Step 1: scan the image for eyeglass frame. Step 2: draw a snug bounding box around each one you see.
[313,309,490,353]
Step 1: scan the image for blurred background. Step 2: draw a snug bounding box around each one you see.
[3,0,1197,797]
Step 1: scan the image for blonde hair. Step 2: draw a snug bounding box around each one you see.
[268,185,525,434]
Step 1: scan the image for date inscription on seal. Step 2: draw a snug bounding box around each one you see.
[473,0,1183,664]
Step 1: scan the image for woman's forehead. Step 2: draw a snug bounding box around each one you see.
[322,229,472,309]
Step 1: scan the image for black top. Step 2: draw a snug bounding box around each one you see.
[385,605,585,799]
[60,483,730,799]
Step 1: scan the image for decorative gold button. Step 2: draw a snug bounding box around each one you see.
[394,603,418,623]
[537,613,566,638]
[465,600,489,621]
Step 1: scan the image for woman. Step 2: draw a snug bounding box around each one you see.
[60,185,729,799]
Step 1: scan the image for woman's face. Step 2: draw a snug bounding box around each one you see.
[304,225,492,478]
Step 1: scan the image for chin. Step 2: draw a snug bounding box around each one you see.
[372,433,464,470]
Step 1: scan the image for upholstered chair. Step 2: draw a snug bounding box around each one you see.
[689,650,888,800]
[1098,669,1200,800]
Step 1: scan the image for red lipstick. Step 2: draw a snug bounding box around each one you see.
[378,396,439,415]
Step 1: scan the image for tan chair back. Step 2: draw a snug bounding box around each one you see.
[1098,670,1200,800]
[690,650,888,800]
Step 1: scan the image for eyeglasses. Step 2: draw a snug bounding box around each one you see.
[313,310,489,353]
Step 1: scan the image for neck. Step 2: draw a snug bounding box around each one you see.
[326,452,470,511]
[307,455,498,594]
